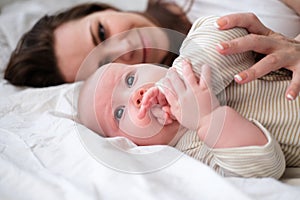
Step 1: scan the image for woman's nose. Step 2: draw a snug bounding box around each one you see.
[132,88,147,108]
[107,36,135,62]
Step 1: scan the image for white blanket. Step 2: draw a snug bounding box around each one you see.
[0,1,299,200]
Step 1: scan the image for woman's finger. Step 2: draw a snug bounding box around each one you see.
[234,53,284,83]
[217,34,280,55]
[286,70,300,100]
[215,12,272,35]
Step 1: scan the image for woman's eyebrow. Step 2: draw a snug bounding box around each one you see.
[90,24,98,46]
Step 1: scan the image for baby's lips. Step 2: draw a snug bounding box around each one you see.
[138,103,172,126]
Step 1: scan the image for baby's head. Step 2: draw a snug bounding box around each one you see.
[77,63,180,145]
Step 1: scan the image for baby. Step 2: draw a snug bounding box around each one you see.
[78,16,299,178]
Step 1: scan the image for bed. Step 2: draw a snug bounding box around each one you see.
[0,0,299,199]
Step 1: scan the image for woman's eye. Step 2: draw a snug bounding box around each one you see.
[98,23,106,41]
[126,75,134,87]
[114,106,125,121]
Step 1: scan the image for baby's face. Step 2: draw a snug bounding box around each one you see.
[78,63,180,145]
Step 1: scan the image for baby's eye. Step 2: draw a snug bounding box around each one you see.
[114,106,125,121]
[126,75,135,87]
[98,23,106,42]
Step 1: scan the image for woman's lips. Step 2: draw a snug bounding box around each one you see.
[137,29,148,63]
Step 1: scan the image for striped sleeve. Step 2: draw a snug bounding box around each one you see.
[172,15,255,98]
[175,120,286,179]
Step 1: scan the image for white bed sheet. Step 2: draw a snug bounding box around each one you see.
[0,1,299,200]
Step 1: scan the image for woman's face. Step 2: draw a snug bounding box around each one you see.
[54,9,170,82]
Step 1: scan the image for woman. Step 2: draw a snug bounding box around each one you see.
[4,0,192,87]
[4,0,300,100]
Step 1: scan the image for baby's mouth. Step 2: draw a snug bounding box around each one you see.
[149,105,173,125]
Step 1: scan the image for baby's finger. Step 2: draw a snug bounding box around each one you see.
[162,82,178,110]
[162,105,171,116]
[138,105,147,119]
[182,60,202,88]
[157,77,176,97]
[157,90,168,106]
[141,87,159,107]
[162,106,176,120]
[199,64,212,90]
[166,68,186,94]
[182,59,198,86]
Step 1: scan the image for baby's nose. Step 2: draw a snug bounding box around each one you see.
[132,88,147,108]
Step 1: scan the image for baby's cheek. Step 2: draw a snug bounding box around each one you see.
[120,107,164,140]
[127,105,151,127]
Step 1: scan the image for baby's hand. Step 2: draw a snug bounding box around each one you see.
[138,85,174,125]
[149,104,175,125]
[161,60,219,130]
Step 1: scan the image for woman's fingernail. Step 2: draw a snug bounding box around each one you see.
[234,74,243,81]
[216,43,224,50]
[214,18,227,29]
[287,94,295,101]
[234,72,248,82]
[213,21,220,29]
[216,42,229,51]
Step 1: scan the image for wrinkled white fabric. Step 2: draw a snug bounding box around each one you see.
[0,1,299,200]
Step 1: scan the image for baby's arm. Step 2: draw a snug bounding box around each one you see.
[164,60,267,148]
[169,61,284,178]
[198,106,267,148]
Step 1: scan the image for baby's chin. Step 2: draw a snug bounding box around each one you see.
[119,112,164,139]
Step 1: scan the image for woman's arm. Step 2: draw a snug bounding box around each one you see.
[215,13,300,101]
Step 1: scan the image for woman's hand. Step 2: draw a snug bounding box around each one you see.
[215,12,300,101]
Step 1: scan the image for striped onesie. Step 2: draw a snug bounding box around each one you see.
[171,16,299,178]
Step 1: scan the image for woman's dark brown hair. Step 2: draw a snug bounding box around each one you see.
[4,0,192,87]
